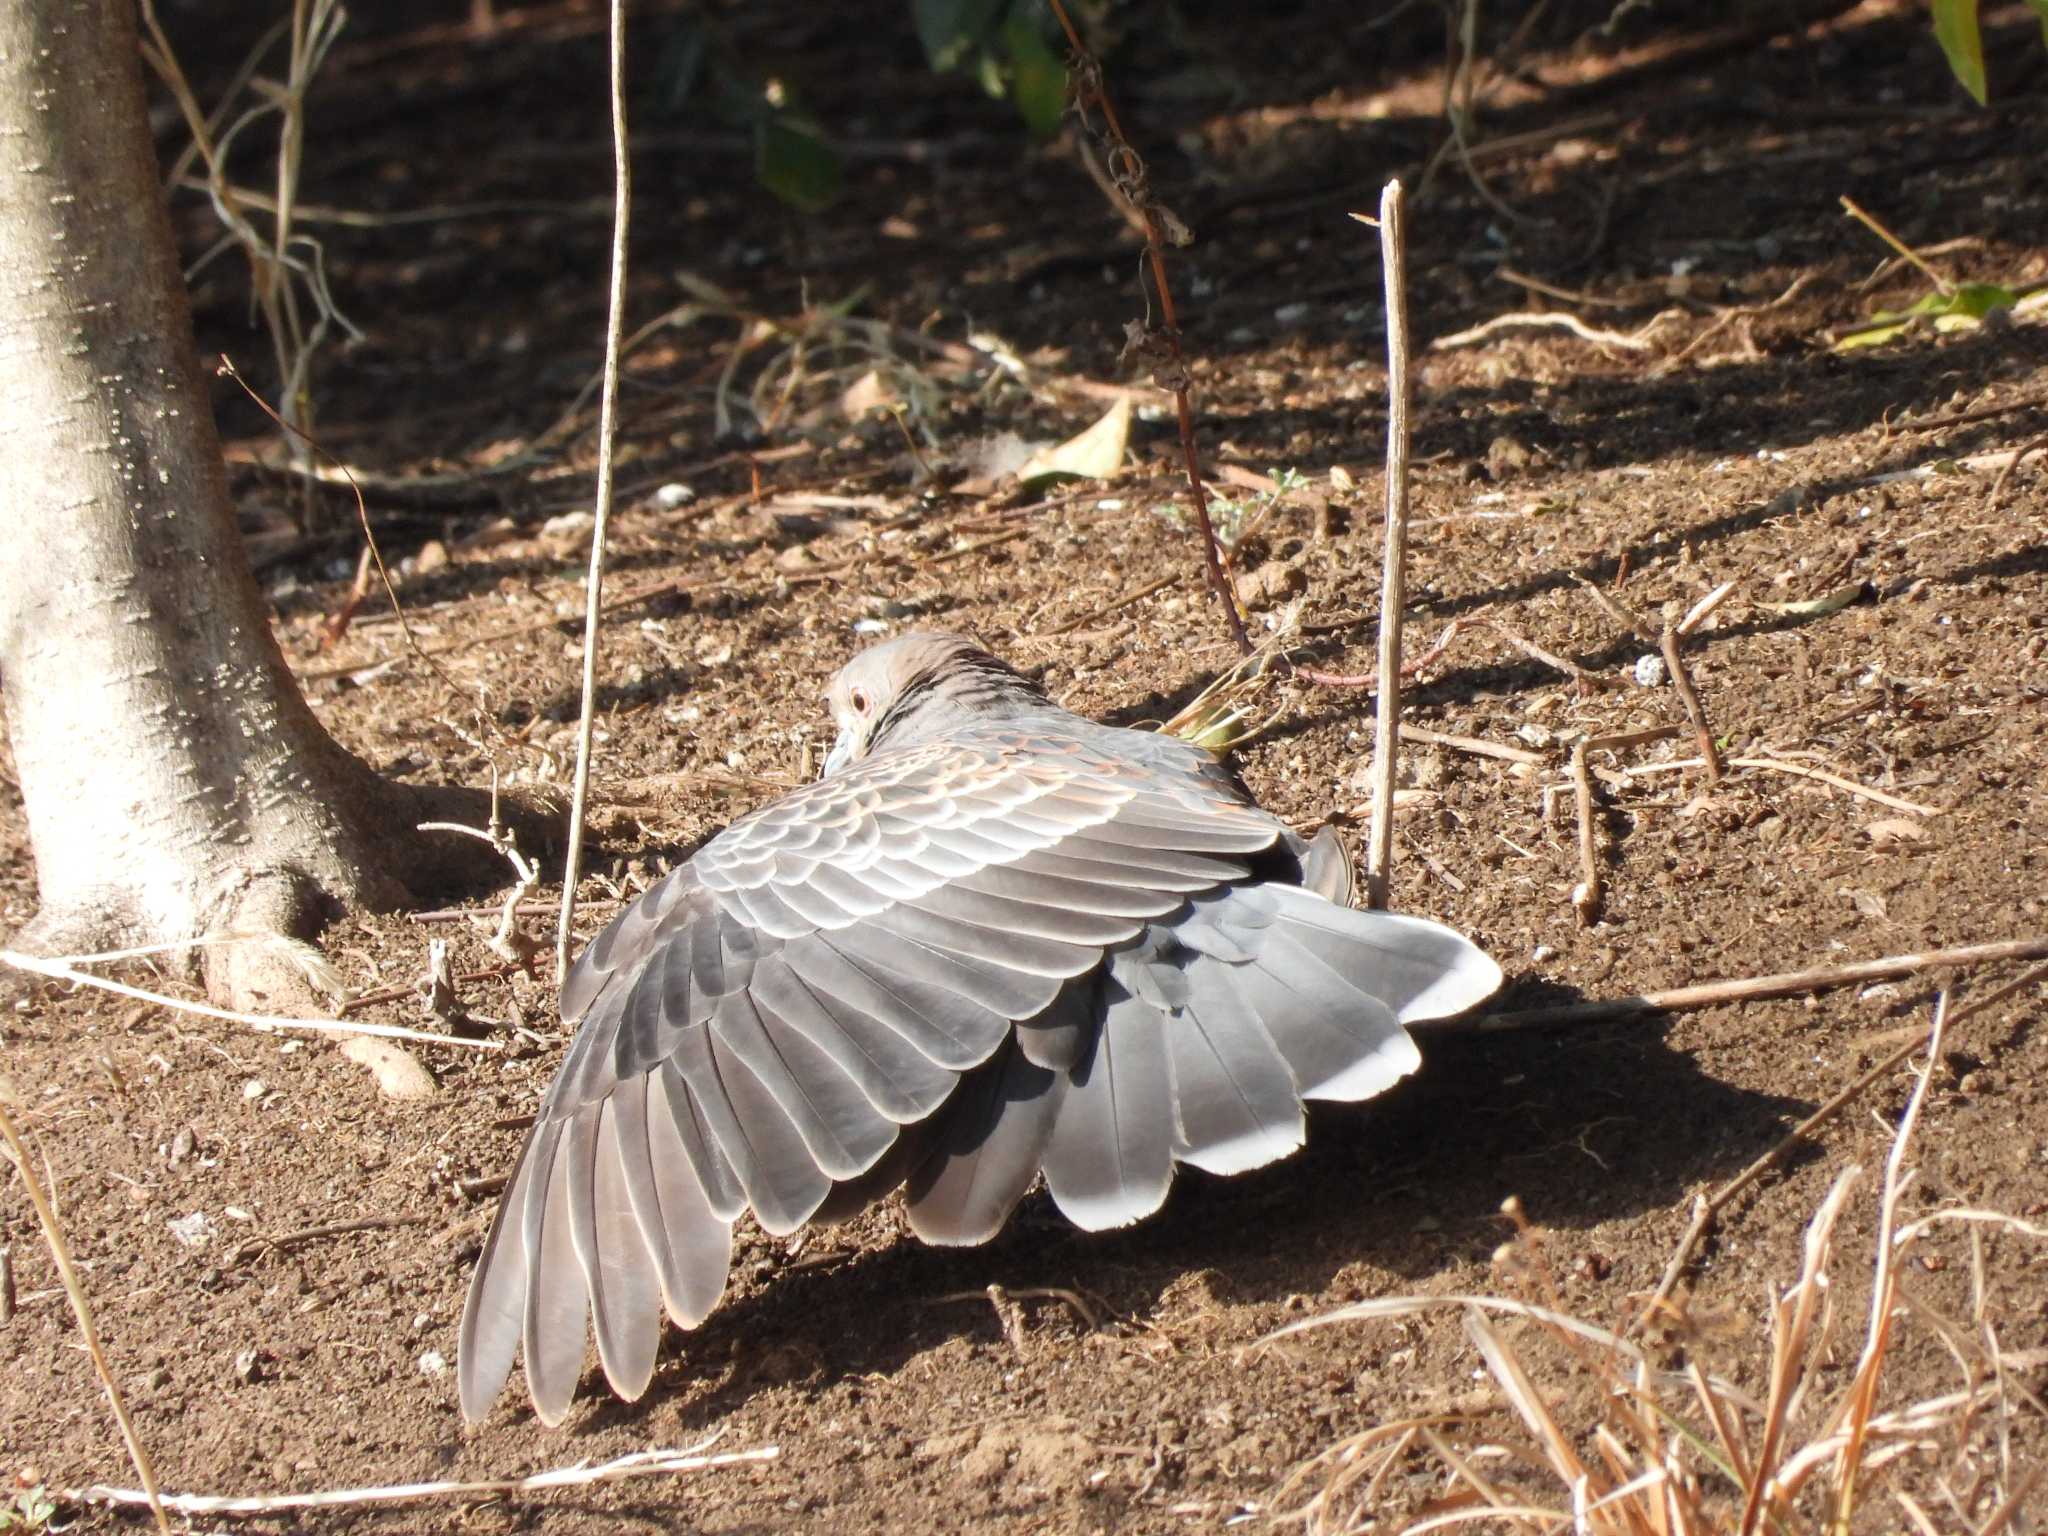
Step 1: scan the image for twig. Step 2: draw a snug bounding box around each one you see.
[0,1103,172,1536]
[1581,724,1681,754]
[1042,573,1178,636]
[0,950,501,1051]
[1399,723,1547,766]
[1044,0,1247,654]
[1433,310,1660,352]
[1661,625,1726,782]
[1728,756,1938,816]
[1451,935,2048,1033]
[1485,619,1601,690]
[1630,962,2045,1333]
[1676,579,1738,637]
[1493,267,1632,310]
[1365,183,1411,912]
[1568,739,1602,925]
[420,773,540,968]
[1987,433,2048,508]
[1634,754,1941,817]
[556,0,631,985]
[1576,574,1726,781]
[1294,618,1464,690]
[1840,195,1952,296]
[68,1441,781,1519]
[228,1214,431,1265]
[1887,392,2047,435]
[932,1284,1109,1333]
[1574,575,1657,643]
[339,962,519,1015]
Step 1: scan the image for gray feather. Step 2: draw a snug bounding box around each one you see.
[1041,982,1174,1231]
[906,1041,1064,1245]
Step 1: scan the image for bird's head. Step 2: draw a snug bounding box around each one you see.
[822,631,1047,776]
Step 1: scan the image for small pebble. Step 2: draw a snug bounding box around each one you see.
[1633,653,1667,688]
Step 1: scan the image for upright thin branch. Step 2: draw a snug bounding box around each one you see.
[1043,0,1247,654]
[1363,181,1411,911]
[555,0,630,983]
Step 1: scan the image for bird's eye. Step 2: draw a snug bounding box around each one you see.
[850,687,871,715]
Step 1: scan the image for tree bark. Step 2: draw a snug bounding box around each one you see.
[0,0,507,1000]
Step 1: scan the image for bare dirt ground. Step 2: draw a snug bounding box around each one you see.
[4,0,2047,1529]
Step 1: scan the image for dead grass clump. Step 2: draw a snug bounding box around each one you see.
[1269,994,2048,1535]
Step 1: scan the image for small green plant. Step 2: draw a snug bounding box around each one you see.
[1834,196,2023,351]
[0,1485,57,1533]
[1930,0,2048,103]
[657,20,841,212]
[1161,466,1310,553]
[914,0,1070,139]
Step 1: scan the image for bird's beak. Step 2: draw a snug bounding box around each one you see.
[822,728,854,779]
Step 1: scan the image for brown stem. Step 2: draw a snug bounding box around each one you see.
[1043,0,1247,654]
[1660,626,1726,783]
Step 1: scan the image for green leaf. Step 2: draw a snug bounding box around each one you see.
[1834,281,2018,349]
[914,0,1007,72]
[1931,0,1987,104]
[1002,4,1069,138]
[2029,0,2048,45]
[754,116,841,212]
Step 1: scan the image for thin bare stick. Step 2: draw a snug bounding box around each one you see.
[1399,723,1547,766]
[0,1103,171,1536]
[1625,753,1942,816]
[1365,181,1411,911]
[0,950,501,1050]
[556,0,631,985]
[1987,433,2048,507]
[1485,619,1600,689]
[1576,577,1658,644]
[1631,964,2046,1331]
[1042,573,1177,636]
[1660,626,1725,782]
[1676,579,1738,637]
[1840,196,1952,295]
[1729,756,1940,816]
[1446,935,2048,1032]
[1295,618,1464,690]
[1433,309,1658,351]
[420,774,540,967]
[69,1441,780,1520]
[1581,724,1681,754]
[1043,0,1246,654]
[1569,739,1602,924]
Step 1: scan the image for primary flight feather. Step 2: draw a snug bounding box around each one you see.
[460,632,1501,1423]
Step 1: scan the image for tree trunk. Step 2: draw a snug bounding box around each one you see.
[0,0,506,1000]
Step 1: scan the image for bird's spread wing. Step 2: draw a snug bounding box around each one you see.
[460,727,1502,1424]
[460,730,1280,1423]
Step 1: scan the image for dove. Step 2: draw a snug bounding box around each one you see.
[459,632,1501,1423]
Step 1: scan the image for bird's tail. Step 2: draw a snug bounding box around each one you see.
[907,883,1501,1238]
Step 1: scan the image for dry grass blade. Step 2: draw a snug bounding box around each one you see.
[1738,1163,1862,1534]
[1264,1291,1648,1361]
[1462,1308,1599,1504]
[0,1103,171,1536]
[1272,998,2048,1536]
[1824,994,1947,1528]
